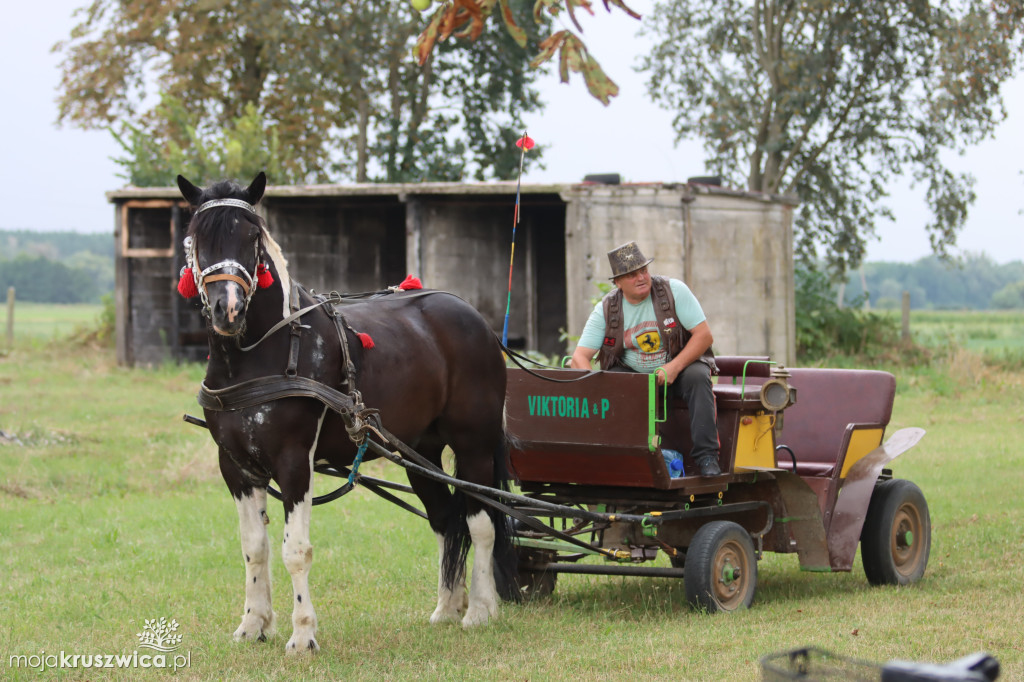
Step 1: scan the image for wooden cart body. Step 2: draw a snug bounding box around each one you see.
[503,356,928,607]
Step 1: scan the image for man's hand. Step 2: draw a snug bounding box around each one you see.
[655,364,681,386]
[658,321,713,384]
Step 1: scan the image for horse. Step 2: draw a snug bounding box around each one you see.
[176,172,518,653]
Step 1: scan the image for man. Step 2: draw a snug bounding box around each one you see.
[570,241,722,476]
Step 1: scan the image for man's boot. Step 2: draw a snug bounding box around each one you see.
[696,454,721,477]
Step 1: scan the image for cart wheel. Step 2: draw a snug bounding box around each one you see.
[861,479,931,586]
[684,520,757,613]
[515,548,557,600]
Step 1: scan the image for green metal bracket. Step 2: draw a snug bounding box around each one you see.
[740,359,776,399]
[649,371,666,451]
[641,514,659,538]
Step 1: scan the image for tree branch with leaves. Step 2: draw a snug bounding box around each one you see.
[413,0,641,105]
[641,0,1024,274]
[55,0,547,186]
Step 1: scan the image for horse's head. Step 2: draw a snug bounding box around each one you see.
[177,172,269,337]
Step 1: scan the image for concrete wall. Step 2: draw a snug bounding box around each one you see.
[562,184,796,365]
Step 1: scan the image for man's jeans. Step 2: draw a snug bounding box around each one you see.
[669,362,720,464]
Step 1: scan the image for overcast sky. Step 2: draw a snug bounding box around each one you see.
[2,0,1021,264]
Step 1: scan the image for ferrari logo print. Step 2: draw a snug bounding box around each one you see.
[637,331,660,353]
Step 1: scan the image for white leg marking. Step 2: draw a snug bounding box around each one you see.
[233,488,277,642]
[283,407,326,654]
[430,533,468,624]
[462,510,499,628]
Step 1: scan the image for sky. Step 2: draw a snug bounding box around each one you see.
[2,0,1022,264]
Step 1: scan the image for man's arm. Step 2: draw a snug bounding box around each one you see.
[570,344,599,369]
[658,321,713,385]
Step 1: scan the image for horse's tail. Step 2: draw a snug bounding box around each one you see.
[439,430,522,604]
[441,491,472,595]
[491,430,521,603]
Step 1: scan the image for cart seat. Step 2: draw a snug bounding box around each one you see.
[714,355,771,385]
[775,368,896,479]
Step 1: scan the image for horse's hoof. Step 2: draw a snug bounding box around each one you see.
[233,614,276,642]
[233,627,266,643]
[461,606,494,628]
[285,636,319,654]
[429,608,462,625]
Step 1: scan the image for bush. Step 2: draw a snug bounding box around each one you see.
[796,267,918,364]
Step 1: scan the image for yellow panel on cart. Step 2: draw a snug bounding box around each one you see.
[840,428,884,478]
[734,413,776,469]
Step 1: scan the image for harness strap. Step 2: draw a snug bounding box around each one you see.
[286,282,303,377]
[203,272,252,296]
[236,287,446,354]
[237,297,329,352]
[198,375,357,414]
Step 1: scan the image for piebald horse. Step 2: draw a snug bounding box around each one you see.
[177,172,517,653]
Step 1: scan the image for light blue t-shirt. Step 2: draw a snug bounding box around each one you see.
[577,278,706,373]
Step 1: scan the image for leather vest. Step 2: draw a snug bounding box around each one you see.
[596,275,717,374]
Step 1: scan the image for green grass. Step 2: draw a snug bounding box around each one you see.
[2,302,104,347]
[1,315,1023,679]
[903,309,1024,355]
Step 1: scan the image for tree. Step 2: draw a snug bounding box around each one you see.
[991,281,1024,309]
[640,1,1024,274]
[110,95,291,186]
[413,0,641,105]
[0,255,100,303]
[55,0,546,186]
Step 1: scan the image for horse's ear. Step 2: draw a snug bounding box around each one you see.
[177,175,203,206]
[245,172,267,205]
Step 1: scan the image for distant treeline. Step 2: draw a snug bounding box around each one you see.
[843,254,1024,310]
[2,230,1022,309]
[0,230,114,303]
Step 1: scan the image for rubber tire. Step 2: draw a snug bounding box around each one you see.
[515,547,557,600]
[684,520,757,613]
[861,479,931,586]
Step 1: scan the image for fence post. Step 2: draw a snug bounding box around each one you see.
[5,287,13,349]
[901,290,911,342]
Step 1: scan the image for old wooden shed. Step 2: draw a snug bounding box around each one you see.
[108,180,796,367]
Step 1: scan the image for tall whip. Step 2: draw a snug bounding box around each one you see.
[502,132,535,347]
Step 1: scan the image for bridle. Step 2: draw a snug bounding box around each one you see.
[185,198,262,316]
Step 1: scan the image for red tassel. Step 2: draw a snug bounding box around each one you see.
[399,274,423,290]
[356,332,374,349]
[178,267,198,298]
[256,263,274,289]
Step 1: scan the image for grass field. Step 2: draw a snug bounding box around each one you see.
[905,309,1024,355]
[2,302,104,344]
[1,307,1023,680]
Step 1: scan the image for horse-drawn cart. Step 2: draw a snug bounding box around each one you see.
[503,356,931,612]
[177,174,931,652]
